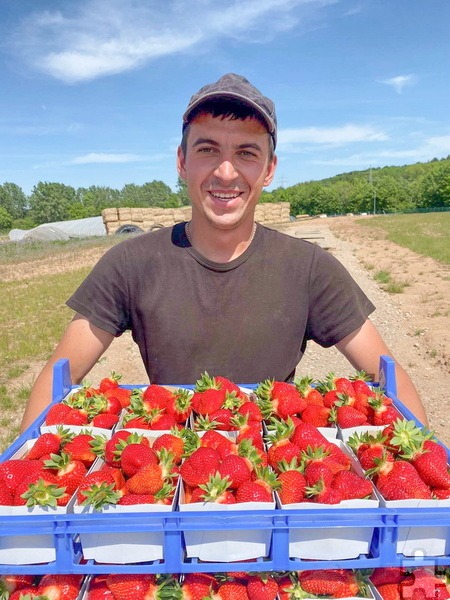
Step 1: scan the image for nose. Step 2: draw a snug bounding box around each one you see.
[213,159,238,182]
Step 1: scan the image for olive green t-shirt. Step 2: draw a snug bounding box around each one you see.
[67,222,375,384]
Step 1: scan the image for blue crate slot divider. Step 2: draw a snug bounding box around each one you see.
[1,355,449,574]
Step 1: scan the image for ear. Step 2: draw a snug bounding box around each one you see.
[263,155,278,187]
[177,146,187,181]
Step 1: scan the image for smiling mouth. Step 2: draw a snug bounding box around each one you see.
[209,192,241,200]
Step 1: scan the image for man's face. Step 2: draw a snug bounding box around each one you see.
[177,113,277,233]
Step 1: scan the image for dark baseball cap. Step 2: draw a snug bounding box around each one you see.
[182,73,277,148]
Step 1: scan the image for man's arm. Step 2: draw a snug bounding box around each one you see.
[335,318,428,425]
[20,314,115,432]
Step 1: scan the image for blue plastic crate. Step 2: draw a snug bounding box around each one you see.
[1,356,449,574]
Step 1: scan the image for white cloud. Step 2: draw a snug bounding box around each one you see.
[379,74,418,94]
[12,0,334,83]
[312,135,450,166]
[71,152,143,164]
[278,124,388,147]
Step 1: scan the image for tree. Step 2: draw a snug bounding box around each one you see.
[0,182,27,219]
[176,177,190,206]
[28,182,76,225]
[419,163,450,207]
[0,206,13,230]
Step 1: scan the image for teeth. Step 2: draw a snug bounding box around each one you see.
[211,192,239,199]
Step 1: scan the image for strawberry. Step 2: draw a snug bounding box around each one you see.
[165,572,215,599]
[25,432,64,460]
[191,388,225,416]
[256,379,307,420]
[266,419,299,470]
[0,459,47,495]
[235,467,277,502]
[43,451,88,495]
[333,404,368,428]
[207,408,235,430]
[376,583,402,600]
[217,453,253,488]
[91,413,120,429]
[368,393,400,425]
[300,403,331,427]
[0,486,13,505]
[63,432,100,467]
[104,386,132,409]
[14,473,68,507]
[87,576,114,600]
[0,575,35,599]
[76,469,122,508]
[200,430,229,449]
[331,469,373,500]
[370,567,407,587]
[142,384,175,411]
[247,574,279,600]
[290,421,331,451]
[350,371,375,396]
[277,459,307,504]
[98,371,122,393]
[295,376,324,406]
[165,388,193,423]
[120,443,158,477]
[237,401,263,423]
[180,446,221,487]
[44,403,72,425]
[298,569,359,598]
[391,421,450,489]
[304,460,334,487]
[105,575,157,600]
[152,432,185,464]
[37,575,83,600]
[190,473,236,504]
[207,581,250,600]
[374,460,433,500]
[125,449,175,495]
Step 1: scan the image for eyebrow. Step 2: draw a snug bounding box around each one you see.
[192,137,263,152]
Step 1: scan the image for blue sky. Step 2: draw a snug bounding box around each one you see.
[1,0,449,195]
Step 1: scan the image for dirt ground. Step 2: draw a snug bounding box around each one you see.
[4,216,450,446]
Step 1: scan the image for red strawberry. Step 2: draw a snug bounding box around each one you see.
[235,467,277,502]
[14,472,68,507]
[370,568,407,587]
[368,393,400,425]
[375,583,402,600]
[165,388,193,423]
[247,574,279,600]
[400,568,450,600]
[44,451,88,495]
[217,454,253,489]
[331,469,373,500]
[76,469,121,508]
[37,574,83,600]
[98,372,122,393]
[120,443,158,478]
[277,460,307,504]
[298,569,359,598]
[211,581,250,600]
[104,386,132,409]
[125,450,175,495]
[300,404,331,427]
[91,413,120,429]
[105,575,157,600]
[0,575,35,598]
[152,432,185,464]
[142,384,175,411]
[256,379,307,420]
[0,459,47,495]
[63,432,99,467]
[180,446,220,487]
[374,460,433,500]
[26,432,64,460]
[295,376,324,406]
[334,404,369,428]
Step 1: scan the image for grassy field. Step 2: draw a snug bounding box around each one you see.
[355,212,450,265]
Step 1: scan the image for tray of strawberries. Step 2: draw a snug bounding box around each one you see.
[0,356,450,575]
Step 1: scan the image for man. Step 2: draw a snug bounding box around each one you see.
[20,73,428,430]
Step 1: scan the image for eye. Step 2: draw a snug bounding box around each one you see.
[197,146,216,154]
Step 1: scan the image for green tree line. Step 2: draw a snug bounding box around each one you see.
[1,157,449,231]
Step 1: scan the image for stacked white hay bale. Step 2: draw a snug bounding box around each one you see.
[102,203,289,234]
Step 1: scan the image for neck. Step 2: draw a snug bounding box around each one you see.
[186,220,257,262]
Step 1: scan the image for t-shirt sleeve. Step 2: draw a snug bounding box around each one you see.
[305,245,375,347]
[66,242,130,336]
